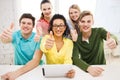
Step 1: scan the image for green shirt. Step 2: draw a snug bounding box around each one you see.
[72,28,107,71]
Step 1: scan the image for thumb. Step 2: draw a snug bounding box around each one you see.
[49,31,53,39]
[36,27,42,35]
[9,22,14,30]
[106,32,111,40]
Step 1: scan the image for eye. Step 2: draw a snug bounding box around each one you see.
[27,22,32,25]
[87,20,91,23]
[48,7,51,10]
[81,20,85,23]
[74,11,78,14]
[21,22,25,24]
[70,12,73,15]
[43,8,46,11]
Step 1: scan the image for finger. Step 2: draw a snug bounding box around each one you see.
[49,31,53,39]
[9,22,14,30]
[106,32,110,41]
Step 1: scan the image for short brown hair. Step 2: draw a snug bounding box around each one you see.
[79,10,93,21]
[19,13,35,27]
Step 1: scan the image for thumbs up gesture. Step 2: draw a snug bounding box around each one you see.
[34,27,42,42]
[106,32,117,49]
[45,31,55,50]
[0,23,14,43]
[70,29,78,42]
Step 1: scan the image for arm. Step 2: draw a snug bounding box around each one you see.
[1,50,43,80]
[72,42,104,77]
[72,42,90,71]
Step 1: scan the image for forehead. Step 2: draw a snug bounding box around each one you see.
[81,15,93,20]
[20,18,32,23]
[41,3,51,9]
[53,19,64,24]
[69,8,79,12]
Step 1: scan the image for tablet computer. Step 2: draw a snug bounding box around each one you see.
[42,64,73,78]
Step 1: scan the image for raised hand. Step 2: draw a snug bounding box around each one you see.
[106,32,117,49]
[45,31,55,50]
[0,23,14,43]
[34,27,42,42]
[70,29,78,42]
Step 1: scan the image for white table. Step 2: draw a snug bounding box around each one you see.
[0,65,120,80]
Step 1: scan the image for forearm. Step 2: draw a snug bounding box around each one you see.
[14,59,40,78]
[72,57,89,71]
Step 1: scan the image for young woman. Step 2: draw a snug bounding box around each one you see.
[36,0,52,36]
[72,10,118,77]
[68,4,81,41]
[1,14,75,80]
[34,0,53,42]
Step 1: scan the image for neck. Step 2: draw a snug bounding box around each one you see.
[22,33,32,39]
[54,36,63,42]
[82,30,91,40]
[44,16,51,22]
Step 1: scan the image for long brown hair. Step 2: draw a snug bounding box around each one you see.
[40,0,51,19]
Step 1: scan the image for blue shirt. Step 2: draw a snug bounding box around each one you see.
[12,30,43,65]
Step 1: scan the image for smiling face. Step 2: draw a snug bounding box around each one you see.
[52,19,66,37]
[79,15,94,33]
[41,2,52,19]
[69,8,80,21]
[20,18,33,36]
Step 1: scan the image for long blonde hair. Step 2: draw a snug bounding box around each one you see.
[69,4,81,33]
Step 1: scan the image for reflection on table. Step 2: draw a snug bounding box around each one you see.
[0,64,120,80]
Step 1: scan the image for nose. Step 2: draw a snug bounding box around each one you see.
[56,27,60,30]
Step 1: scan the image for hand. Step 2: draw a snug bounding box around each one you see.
[70,29,78,42]
[1,71,17,80]
[45,31,55,50]
[0,23,14,43]
[106,32,117,49]
[66,69,75,78]
[87,66,104,77]
[34,27,42,42]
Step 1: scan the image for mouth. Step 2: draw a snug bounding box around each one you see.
[23,28,29,31]
[83,26,89,30]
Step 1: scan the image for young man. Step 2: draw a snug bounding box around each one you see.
[0,13,44,65]
[72,11,118,77]
[1,14,75,80]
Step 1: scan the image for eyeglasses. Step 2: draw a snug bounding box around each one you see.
[52,24,65,29]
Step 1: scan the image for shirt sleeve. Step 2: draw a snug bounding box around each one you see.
[72,42,90,71]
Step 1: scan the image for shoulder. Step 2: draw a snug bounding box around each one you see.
[64,37,73,44]
[13,30,21,37]
[92,27,107,33]
[37,18,47,23]
[41,35,49,41]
